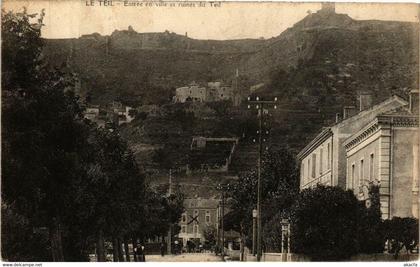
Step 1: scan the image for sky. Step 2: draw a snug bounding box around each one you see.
[2,1,419,40]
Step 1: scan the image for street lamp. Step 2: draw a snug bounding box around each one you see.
[252,209,258,256]
[247,96,278,262]
[281,218,290,262]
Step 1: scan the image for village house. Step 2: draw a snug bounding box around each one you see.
[83,101,135,127]
[84,105,100,121]
[297,93,409,190]
[174,81,235,103]
[207,81,234,102]
[178,198,219,247]
[174,82,207,103]
[343,90,419,219]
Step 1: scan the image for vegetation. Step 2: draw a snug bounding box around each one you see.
[224,147,300,252]
[290,185,361,261]
[383,217,419,259]
[1,9,184,262]
[290,183,417,261]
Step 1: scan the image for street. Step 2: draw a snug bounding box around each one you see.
[146,253,223,262]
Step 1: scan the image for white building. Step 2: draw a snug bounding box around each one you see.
[174,82,207,103]
[343,90,419,219]
[297,94,408,190]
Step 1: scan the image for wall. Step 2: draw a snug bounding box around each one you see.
[259,253,418,262]
[178,205,218,245]
[346,130,389,218]
[175,86,207,103]
[346,135,380,190]
[300,136,333,189]
[392,127,419,218]
[331,97,408,188]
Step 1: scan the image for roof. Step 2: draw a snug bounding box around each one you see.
[296,127,332,160]
[184,198,220,209]
[297,95,408,160]
[343,112,418,151]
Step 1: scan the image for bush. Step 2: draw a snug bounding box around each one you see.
[290,185,361,261]
[383,216,419,259]
[357,184,386,254]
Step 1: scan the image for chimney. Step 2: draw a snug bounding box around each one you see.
[358,92,373,111]
[409,89,419,114]
[335,113,341,123]
[343,106,357,119]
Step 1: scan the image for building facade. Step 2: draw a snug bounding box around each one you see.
[207,82,233,102]
[174,83,207,103]
[298,91,419,220]
[298,95,408,190]
[344,94,419,219]
[177,198,219,246]
[174,81,234,103]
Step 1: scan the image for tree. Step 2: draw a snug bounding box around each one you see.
[203,226,217,250]
[2,8,92,261]
[225,147,299,254]
[290,185,361,261]
[382,217,419,259]
[1,9,153,262]
[357,184,386,254]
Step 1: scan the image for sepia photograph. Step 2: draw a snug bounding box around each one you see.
[1,0,419,263]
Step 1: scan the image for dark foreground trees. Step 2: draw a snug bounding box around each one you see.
[290,184,418,261]
[224,147,300,254]
[383,216,419,259]
[290,185,361,261]
[1,9,183,261]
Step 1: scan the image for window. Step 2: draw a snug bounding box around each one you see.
[182,214,187,223]
[320,148,323,174]
[327,143,331,169]
[301,163,305,184]
[205,210,210,223]
[312,154,317,178]
[307,159,311,179]
[194,210,199,216]
[369,153,374,181]
[360,159,364,185]
[181,226,187,233]
[194,225,199,234]
[350,164,355,189]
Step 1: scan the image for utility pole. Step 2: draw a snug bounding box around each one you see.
[216,183,229,260]
[167,169,172,255]
[221,190,225,257]
[248,96,277,262]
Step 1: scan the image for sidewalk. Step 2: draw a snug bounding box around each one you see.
[146,253,223,262]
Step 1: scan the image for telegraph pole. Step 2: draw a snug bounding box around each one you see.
[167,169,172,255]
[216,183,229,260]
[221,190,225,257]
[248,96,277,262]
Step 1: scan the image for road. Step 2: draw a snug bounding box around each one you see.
[146,253,223,262]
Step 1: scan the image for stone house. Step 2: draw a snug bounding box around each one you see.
[178,198,219,246]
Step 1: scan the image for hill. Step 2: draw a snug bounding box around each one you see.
[42,8,418,107]
[42,7,418,185]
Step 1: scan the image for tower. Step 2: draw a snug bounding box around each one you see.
[320,2,335,13]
